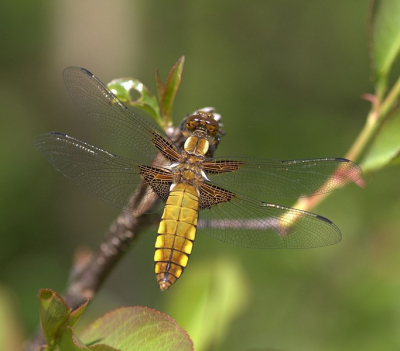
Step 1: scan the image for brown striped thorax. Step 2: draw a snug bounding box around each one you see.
[35,67,363,291]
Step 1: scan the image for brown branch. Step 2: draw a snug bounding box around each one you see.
[64,193,160,309]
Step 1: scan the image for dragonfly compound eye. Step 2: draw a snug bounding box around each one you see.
[186,113,219,137]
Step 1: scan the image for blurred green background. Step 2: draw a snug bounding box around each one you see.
[1,1,400,350]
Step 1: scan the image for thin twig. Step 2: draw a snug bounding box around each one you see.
[64,193,160,309]
[289,75,400,217]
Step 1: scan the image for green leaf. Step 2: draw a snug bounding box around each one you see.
[390,152,400,166]
[371,0,400,95]
[80,307,193,351]
[360,109,400,173]
[155,69,165,104]
[165,257,250,351]
[38,289,92,350]
[106,56,185,129]
[39,289,70,345]
[107,78,162,126]
[57,327,86,350]
[58,327,119,351]
[68,300,89,328]
[159,56,185,125]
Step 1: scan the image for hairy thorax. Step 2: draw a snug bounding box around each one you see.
[172,132,209,188]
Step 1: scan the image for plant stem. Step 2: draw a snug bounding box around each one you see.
[380,75,400,116]
[290,74,400,215]
[345,108,378,162]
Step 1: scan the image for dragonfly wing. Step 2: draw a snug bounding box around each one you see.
[63,66,179,163]
[198,191,341,249]
[34,133,171,213]
[203,156,362,200]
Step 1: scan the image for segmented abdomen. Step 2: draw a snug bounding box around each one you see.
[154,183,199,291]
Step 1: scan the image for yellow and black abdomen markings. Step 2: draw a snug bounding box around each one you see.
[154,182,199,291]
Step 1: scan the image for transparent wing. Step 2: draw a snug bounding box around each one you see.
[63,66,178,163]
[34,133,161,213]
[205,157,362,201]
[199,194,341,249]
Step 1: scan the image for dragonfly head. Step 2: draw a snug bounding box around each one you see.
[179,108,224,157]
[185,110,220,138]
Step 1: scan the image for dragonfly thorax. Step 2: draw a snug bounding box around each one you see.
[173,151,206,186]
[184,134,209,156]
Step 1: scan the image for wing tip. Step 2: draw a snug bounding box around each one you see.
[316,214,333,224]
[80,67,94,77]
[63,66,94,79]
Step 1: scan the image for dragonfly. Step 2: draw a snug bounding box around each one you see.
[35,67,362,291]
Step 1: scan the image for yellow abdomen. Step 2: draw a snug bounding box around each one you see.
[154,182,199,290]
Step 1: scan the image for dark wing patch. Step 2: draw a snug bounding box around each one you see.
[199,182,236,209]
[138,165,173,202]
[151,132,181,162]
[203,159,244,174]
